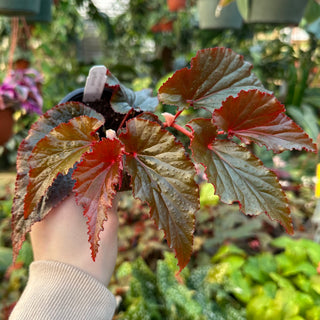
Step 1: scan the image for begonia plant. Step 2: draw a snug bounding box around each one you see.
[11,47,316,270]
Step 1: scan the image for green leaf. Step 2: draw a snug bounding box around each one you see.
[293,274,311,293]
[243,253,277,283]
[24,115,104,219]
[212,90,316,153]
[106,70,159,114]
[228,270,252,303]
[72,137,124,260]
[188,118,293,234]
[247,294,282,320]
[287,104,319,143]
[310,275,320,295]
[282,262,317,277]
[12,102,104,262]
[269,272,295,290]
[211,244,246,263]
[236,0,249,20]
[200,182,220,207]
[158,47,264,111]
[306,306,320,320]
[119,118,199,270]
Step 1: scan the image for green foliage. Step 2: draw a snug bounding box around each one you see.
[211,237,320,320]
[116,252,245,320]
[115,237,320,319]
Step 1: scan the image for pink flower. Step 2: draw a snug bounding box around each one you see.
[0,68,43,114]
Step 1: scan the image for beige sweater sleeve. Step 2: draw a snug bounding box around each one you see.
[9,260,116,320]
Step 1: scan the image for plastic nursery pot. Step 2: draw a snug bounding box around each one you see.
[0,109,14,146]
[236,0,309,25]
[60,88,113,104]
[0,0,40,16]
[60,87,131,136]
[198,0,243,29]
[27,0,52,23]
[167,0,186,11]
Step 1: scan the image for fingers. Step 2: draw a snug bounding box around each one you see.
[30,193,120,285]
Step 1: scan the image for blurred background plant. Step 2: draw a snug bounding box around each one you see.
[1,0,320,318]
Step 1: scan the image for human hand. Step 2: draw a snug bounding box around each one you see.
[30,194,119,286]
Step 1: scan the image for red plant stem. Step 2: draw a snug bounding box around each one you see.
[171,122,193,139]
[117,107,134,134]
[162,111,193,139]
[174,109,183,121]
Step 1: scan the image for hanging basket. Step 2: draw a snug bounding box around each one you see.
[167,0,186,11]
[27,0,52,23]
[198,0,243,29]
[0,108,14,146]
[236,0,309,25]
[0,0,40,16]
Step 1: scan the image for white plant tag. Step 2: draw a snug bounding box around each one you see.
[83,65,107,102]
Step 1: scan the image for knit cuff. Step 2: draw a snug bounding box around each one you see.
[10,260,116,320]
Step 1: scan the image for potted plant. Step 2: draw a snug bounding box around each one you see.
[0,58,43,145]
[27,0,52,24]
[0,0,40,16]
[198,0,243,29]
[11,47,316,270]
[167,0,186,12]
[236,0,309,25]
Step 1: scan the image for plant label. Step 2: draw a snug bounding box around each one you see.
[83,65,107,102]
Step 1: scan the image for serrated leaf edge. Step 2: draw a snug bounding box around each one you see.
[187,123,294,235]
[121,118,198,270]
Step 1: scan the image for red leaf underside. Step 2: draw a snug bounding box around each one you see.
[72,138,124,260]
[158,47,263,111]
[188,118,293,234]
[11,102,104,262]
[212,90,316,153]
[119,118,199,270]
[24,115,103,219]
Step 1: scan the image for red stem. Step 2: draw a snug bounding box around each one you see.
[162,111,193,139]
[171,122,193,139]
[117,107,134,134]
[174,109,183,121]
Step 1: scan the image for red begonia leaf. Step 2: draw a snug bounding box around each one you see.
[212,90,317,153]
[12,102,104,262]
[24,115,104,219]
[187,118,293,234]
[72,137,124,260]
[119,118,199,270]
[158,47,264,111]
[106,70,159,114]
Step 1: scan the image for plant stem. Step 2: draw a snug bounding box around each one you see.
[162,111,193,139]
[117,107,134,134]
[174,109,183,121]
[171,122,193,139]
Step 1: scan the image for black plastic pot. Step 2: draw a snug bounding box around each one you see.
[59,87,113,104]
